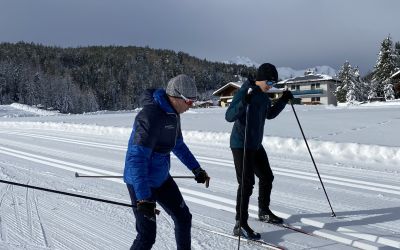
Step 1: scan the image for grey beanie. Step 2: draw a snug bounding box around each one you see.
[166,74,197,99]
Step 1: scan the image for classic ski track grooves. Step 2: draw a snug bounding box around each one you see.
[25,186,33,241]
[0,185,10,242]
[1,130,399,249]
[10,185,25,238]
[1,130,399,195]
[0,184,51,248]
[33,200,131,249]
[33,190,52,248]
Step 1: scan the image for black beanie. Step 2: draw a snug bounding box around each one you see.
[256,63,278,82]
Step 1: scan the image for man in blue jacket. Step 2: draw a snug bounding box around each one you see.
[225,63,293,239]
[124,74,210,250]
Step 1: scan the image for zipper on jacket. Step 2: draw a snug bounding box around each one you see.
[166,112,179,149]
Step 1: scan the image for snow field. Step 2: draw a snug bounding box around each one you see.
[0,103,399,249]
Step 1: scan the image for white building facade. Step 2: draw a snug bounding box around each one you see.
[279,73,338,105]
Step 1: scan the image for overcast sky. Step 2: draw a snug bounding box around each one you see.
[1,0,399,74]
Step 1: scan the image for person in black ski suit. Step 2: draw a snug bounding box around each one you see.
[225,63,293,239]
[124,74,210,250]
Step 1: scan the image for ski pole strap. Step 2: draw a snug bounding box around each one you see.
[0,179,132,207]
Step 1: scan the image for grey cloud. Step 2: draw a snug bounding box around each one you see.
[1,0,399,74]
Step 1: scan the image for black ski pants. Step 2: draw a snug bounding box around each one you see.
[127,176,192,250]
[232,146,274,224]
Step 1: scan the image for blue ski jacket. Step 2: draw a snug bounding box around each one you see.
[123,89,200,200]
[225,80,287,150]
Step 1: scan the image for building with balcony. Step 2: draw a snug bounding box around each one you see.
[279,72,339,105]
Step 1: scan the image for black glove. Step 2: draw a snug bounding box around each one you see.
[192,167,209,184]
[137,200,156,221]
[280,90,294,103]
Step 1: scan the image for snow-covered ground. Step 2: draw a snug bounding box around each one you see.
[0,101,399,249]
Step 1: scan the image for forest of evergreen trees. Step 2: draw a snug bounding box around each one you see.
[2,37,399,113]
[335,36,400,103]
[0,42,256,113]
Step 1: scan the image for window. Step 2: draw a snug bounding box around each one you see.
[291,85,300,90]
[311,97,320,102]
[311,83,320,90]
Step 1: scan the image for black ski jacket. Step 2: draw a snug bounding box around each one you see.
[225,80,287,150]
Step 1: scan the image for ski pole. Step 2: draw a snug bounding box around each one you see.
[75,172,210,188]
[238,89,252,250]
[0,179,132,207]
[75,172,123,178]
[289,101,336,217]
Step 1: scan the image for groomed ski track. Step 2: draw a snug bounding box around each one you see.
[0,127,399,249]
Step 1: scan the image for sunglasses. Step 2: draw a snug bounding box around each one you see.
[174,89,197,106]
[266,80,277,86]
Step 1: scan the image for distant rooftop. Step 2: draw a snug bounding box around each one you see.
[212,81,244,96]
[279,71,338,84]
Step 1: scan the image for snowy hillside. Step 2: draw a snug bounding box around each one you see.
[225,56,337,80]
[0,102,399,249]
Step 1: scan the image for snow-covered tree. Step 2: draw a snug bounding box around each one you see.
[367,81,378,100]
[335,61,352,102]
[336,61,366,103]
[372,35,397,98]
[346,81,357,104]
[352,67,369,102]
[383,80,395,100]
[347,67,367,103]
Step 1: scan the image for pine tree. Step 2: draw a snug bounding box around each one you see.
[367,81,378,100]
[346,81,357,104]
[336,62,368,104]
[335,61,352,102]
[372,35,396,98]
[353,67,368,101]
[384,80,395,100]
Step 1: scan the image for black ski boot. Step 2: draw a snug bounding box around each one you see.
[233,221,261,240]
[258,209,284,224]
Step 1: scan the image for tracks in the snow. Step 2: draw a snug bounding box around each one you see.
[1,129,399,249]
[0,182,51,248]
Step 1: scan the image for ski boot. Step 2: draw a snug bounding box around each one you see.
[258,209,284,224]
[233,221,261,240]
